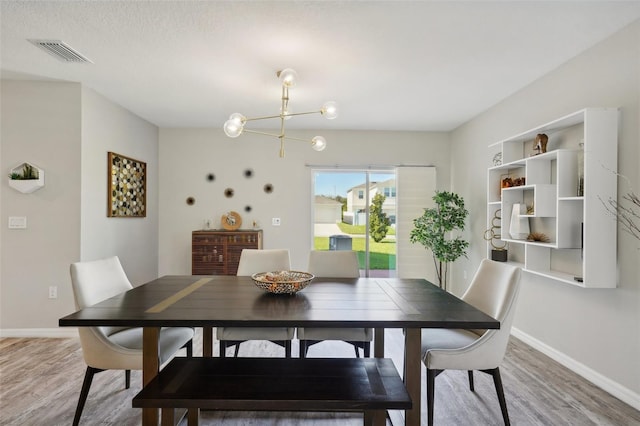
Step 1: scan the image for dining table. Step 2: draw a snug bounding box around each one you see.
[59,275,499,426]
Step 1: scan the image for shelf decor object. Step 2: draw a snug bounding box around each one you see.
[221,211,242,230]
[484,209,508,262]
[223,68,338,158]
[509,203,530,240]
[8,162,45,193]
[107,152,146,217]
[486,108,618,288]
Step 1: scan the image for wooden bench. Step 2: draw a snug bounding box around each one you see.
[133,357,411,426]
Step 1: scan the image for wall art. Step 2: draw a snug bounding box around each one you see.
[107,151,146,217]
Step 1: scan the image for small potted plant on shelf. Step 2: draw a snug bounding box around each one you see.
[410,190,469,291]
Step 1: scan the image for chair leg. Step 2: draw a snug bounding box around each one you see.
[73,366,103,426]
[185,339,193,357]
[219,341,227,357]
[363,342,370,358]
[234,342,241,357]
[284,340,292,358]
[426,368,437,426]
[487,367,510,426]
[299,340,307,358]
[353,345,360,358]
[125,370,131,389]
[468,370,474,391]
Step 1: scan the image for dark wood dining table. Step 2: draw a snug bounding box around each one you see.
[59,275,499,426]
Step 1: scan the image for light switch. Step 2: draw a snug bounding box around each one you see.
[8,216,27,229]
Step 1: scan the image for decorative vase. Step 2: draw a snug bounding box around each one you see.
[509,203,530,240]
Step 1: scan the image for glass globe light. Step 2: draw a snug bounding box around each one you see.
[321,101,338,120]
[229,113,245,125]
[278,68,297,87]
[311,136,327,151]
[224,117,244,138]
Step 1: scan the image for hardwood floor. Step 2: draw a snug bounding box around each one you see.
[1,329,638,425]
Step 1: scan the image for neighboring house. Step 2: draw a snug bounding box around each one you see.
[346,179,396,225]
[314,196,343,224]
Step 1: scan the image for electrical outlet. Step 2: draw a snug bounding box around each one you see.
[48,286,57,299]
[272,218,281,226]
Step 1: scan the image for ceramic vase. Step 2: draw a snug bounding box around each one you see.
[509,203,530,240]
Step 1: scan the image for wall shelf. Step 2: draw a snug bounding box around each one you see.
[486,108,618,288]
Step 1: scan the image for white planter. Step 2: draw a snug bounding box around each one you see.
[8,162,45,194]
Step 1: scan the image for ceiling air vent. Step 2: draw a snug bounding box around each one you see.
[28,39,93,63]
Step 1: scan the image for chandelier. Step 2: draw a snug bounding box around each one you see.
[223,68,338,158]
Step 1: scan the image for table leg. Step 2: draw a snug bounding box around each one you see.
[404,328,421,426]
[371,328,387,426]
[143,327,160,426]
[203,326,213,357]
[374,327,385,358]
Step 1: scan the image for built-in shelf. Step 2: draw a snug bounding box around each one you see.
[487,108,618,288]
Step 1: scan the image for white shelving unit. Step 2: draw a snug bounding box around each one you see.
[486,108,618,288]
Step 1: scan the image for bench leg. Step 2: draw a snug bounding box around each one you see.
[160,408,174,426]
[188,408,200,426]
[365,410,386,426]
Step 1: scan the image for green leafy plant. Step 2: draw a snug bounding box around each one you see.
[8,164,39,180]
[410,190,469,291]
[369,193,390,243]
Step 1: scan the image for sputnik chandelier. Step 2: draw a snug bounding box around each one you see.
[223,68,338,158]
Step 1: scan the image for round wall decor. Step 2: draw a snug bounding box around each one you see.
[221,211,242,230]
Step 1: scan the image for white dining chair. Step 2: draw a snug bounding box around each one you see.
[69,256,193,426]
[216,249,295,357]
[421,259,521,426]
[297,250,373,358]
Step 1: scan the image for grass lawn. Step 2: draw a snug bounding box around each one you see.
[337,222,396,236]
[313,236,396,270]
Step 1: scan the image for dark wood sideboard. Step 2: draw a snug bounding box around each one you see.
[192,230,263,275]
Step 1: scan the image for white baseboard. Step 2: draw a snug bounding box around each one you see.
[511,327,640,411]
[0,328,77,338]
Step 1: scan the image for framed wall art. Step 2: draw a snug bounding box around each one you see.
[107,151,146,217]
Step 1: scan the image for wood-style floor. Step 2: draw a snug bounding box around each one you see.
[1,329,638,426]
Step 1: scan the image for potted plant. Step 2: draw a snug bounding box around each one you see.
[7,162,45,193]
[410,190,469,291]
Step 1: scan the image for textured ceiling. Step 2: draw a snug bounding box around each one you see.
[1,1,639,131]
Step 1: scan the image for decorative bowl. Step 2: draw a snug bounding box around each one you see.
[251,271,314,294]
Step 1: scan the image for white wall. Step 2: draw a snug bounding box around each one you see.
[80,88,159,285]
[158,129,450,275]
[1,80,81,330]
[450,21,640,402]
[0,81,159,333]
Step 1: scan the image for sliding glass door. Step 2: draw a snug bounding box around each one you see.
[312,169,396,277]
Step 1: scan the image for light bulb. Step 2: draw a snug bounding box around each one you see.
[311,136,327,151]
[224,117,244,138]
[229,113,245,125]
[278,68,297,87]
[321,101,338,120]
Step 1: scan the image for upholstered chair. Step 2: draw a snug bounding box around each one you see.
[69,256,193,426]
[297,250,373,358]
[421,259,521,426]
[216,249,295,357]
